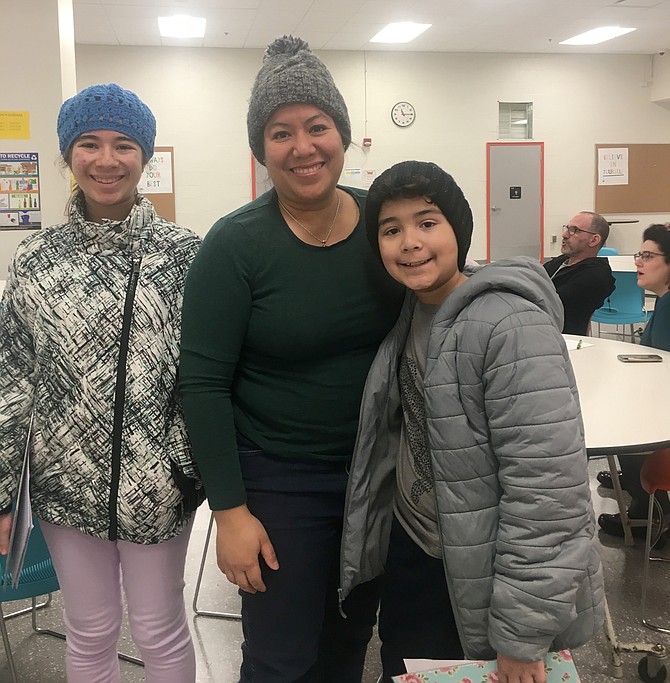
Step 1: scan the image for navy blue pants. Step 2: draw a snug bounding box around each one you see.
[237,438,379,683]
[379,516,463,683]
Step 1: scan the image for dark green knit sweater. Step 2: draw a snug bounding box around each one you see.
[179,187,404,509]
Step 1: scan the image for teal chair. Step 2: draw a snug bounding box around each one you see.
[591,270,649,341]
[0,519,64,683]
[598,246,619,256]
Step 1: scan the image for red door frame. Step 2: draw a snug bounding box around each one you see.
[486,141,544,263]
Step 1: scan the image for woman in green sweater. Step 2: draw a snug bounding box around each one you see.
[179,36,403,683]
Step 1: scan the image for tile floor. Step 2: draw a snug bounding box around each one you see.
[1,458,669,682]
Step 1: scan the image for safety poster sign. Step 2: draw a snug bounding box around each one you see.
[0,152,41,230]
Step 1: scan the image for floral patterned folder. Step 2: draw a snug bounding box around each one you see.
[392,650,580,683]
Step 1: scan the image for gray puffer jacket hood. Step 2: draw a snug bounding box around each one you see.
[450,256,563,329]
[340,256,604,661]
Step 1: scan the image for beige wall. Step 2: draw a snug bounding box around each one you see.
[4,40,670,273]
[0,0,75,276]
[75,46,670,260]
[651,52,670,105]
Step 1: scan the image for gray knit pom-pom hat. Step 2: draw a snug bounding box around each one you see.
[247,35,351,164]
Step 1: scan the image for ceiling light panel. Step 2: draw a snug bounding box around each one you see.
[560,26,636,45]
[370,22,432,44]
[158,15,206,39]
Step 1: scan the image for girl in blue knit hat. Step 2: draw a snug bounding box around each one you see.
[0,83,203,682]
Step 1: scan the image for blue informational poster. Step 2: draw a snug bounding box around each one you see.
[0,152,41,230]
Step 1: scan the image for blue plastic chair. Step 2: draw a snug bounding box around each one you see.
[598,246,619,256]
[591,270,649,341]
[0,519,64,683]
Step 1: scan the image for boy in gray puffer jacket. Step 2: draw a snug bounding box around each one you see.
[340,161,604,683]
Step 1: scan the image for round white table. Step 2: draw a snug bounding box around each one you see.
[606,255,637,273]
[565,333,670,546]
[565,335,670,457]
[566,334,670,674]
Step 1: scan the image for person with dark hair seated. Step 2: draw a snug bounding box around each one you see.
[598,223,670,540]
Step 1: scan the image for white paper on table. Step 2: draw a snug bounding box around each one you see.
[565,338,594,351]
[404,658,477,673]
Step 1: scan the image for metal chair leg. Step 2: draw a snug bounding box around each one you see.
[32,600,143,667]
[602,598,624,678]
[27,595,144,667]
[641,496,670,634]
[116,649,145,666]
[192,511,241,620]
[0,596,66,682]
[0,603,20,683]
[2,593,53,621]
[30,596,65,640]
[1,592,144,669]
[602,595,670,679]
[608,454,635,546]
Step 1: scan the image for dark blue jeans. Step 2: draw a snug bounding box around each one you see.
[379,516,463,683]
[237,437,379,683]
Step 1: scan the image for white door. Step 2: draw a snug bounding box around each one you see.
[487,142,543,262]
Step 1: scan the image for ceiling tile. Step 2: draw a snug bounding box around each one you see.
[72,0,670,53]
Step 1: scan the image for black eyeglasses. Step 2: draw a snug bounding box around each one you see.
[633,251,665,262]
[562,225,598,236]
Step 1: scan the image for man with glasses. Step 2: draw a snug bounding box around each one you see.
[543,211,616,335]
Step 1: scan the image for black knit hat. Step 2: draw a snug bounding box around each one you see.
[365,161,473,271]
[247,35,351,164]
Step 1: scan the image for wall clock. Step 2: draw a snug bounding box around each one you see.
[391,101,416,127]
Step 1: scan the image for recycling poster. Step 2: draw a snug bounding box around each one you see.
[0,152,41,230]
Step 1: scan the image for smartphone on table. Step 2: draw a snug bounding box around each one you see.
[617,354,663,363]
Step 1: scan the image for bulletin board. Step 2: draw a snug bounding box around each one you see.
[140,146,175,222]
[595,143,670,214]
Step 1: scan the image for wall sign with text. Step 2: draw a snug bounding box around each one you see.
[0,152,41,230]
[598,147,628,186]
[138,151,173,194]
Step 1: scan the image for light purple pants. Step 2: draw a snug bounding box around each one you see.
[39,518,196,683]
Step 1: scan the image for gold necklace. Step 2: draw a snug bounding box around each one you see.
[278,192,341,247]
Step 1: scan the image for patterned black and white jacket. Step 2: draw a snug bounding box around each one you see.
[0,194,202,544]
